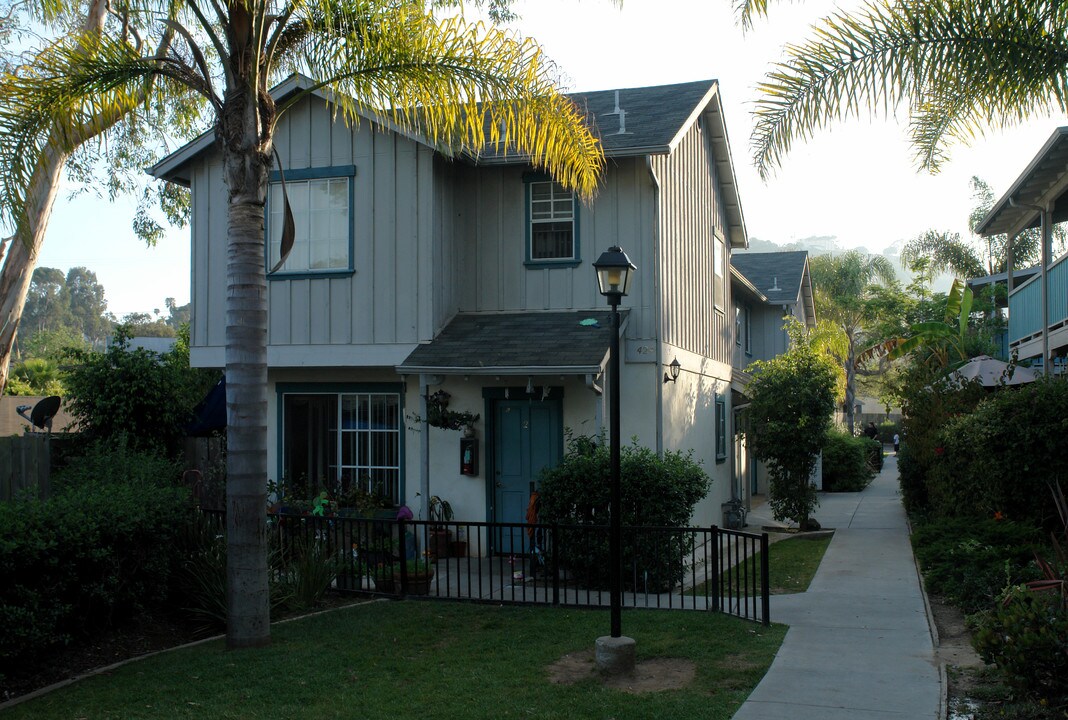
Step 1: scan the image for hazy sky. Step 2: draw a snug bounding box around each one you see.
[36,0,1068,317]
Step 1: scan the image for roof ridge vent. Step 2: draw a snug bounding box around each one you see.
[769,276,781,292]
[606,90,622,116]
[603,90,630,135]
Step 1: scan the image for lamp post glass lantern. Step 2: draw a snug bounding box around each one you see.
[594,246,636,300]
[593,246,635,643]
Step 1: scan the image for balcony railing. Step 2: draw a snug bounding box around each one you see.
[1009,252,1068,346]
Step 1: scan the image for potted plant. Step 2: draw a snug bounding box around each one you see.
[449,526,468,558]
[375,557,434,595]
[427,495,453,559]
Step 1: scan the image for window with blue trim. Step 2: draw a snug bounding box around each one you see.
[281,390,401,504]
[268,173,352,274]
[528,180,576,261]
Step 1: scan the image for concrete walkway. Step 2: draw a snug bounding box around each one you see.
[732,453,942,720]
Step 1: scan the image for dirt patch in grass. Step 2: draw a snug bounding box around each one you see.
[929,594,985,703]
[547,649,696,693]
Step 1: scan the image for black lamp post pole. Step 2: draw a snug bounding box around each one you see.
[609,294,622,638]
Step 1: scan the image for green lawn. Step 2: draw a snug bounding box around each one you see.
[2,601,787,720]
[765,536,832,594]
[690,534,832,597]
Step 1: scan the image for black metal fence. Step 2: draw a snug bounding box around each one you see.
[200,510,770,625]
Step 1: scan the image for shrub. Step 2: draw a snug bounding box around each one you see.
[746,327,838,528]
[928,377,1068,527]
[537,435,709,592]
[175,513,300,630]
[821,430,876,492]
[0,470,189,672]
[877,420,899,445]
[62,325,219,457]
[896,364,985,514]
[911,517,1043,614]
[972,585,1068,699]
[51,434,181,492]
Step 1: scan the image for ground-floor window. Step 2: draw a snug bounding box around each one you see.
[280,386,402,505]
[715,396,728,463]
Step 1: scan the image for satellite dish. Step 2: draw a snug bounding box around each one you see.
[29,396,61,432]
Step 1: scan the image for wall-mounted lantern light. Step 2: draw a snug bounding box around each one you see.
[663,357,681,384]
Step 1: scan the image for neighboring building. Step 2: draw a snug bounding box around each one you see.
[728,251,816,511]
[968,266,1041,361]
[976,126,1068,375]
[152,75,760,546]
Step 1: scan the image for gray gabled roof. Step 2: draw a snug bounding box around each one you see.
[475,79,721,159]
[730,251,809,306]
[149,78,747,246]
[398,310,624,375]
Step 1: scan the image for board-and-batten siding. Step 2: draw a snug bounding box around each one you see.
[653,119,732,365]
[452,157,656,338]
[190,96,437,354]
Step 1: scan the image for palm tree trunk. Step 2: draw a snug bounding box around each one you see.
[223,194,271,649]
[844,338,857,435]
[220,77,273,645]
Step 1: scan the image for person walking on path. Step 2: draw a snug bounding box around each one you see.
[732,454,941,720]
[893,432,900,453]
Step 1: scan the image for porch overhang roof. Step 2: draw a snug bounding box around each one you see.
[397,310,626,376]
[975,126,1068,238]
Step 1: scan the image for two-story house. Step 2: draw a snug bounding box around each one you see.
[728,251,816,518]
[975,126,1068,375]
[152,75,751,547]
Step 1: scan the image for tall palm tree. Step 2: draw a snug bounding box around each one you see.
[809,250,897,433]
[741,0,1068,178]
[1,0,604,648]
[901,177,1067,281]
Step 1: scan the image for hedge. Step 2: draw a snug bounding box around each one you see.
[927,378,1068,526]
[821,430,876,492]
[0,458,189,673]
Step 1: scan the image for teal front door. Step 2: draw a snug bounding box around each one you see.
[492,399,562,554]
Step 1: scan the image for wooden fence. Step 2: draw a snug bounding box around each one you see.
[0,434,52,501]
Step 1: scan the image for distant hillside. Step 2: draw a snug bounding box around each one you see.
[739,235,955,292]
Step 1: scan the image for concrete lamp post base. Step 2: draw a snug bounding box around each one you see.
[595,635,636,676]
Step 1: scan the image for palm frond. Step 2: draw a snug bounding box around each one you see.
[751,0,1068,178]
[284,3,603,200]
[733,0,774,30]
[901,229,985,278]
[0,32,204,230]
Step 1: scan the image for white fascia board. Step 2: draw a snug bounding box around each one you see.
[396,364,605,376]
[664,83,749,249]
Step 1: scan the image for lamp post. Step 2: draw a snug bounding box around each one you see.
[593,246,636,666]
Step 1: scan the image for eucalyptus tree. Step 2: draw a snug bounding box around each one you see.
[739,0,1068,177]
[809,250,898,434]
[0,0,185,398]
[2,0,604,649]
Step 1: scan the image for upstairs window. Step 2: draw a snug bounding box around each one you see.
[736,303,752,354]
[527,180,577,262]
[267,168,353,275]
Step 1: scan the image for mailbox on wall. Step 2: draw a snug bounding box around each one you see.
[460,437,478,476]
